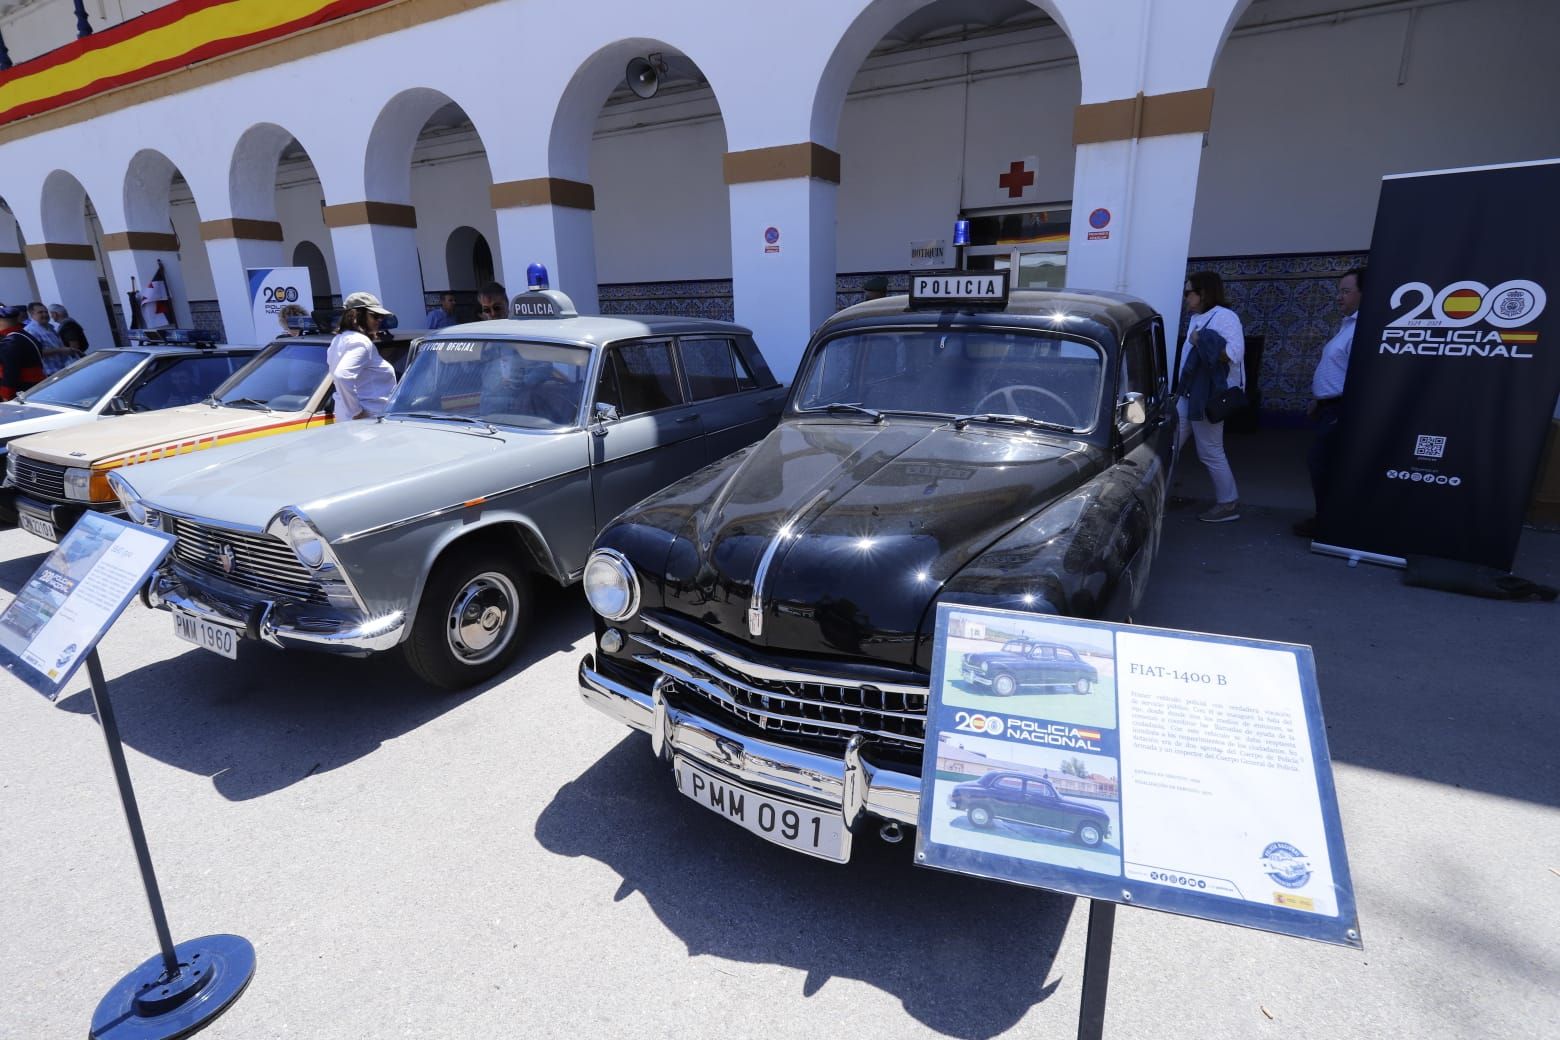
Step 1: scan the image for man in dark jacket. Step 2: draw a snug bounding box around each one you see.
[0,304,45,400]
[49,304,89,352]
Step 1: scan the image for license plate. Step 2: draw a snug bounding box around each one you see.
[18,512,56,541]
[172,609,239,659]
[673,757,849,862]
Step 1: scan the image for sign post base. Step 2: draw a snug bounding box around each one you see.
[89,934,255,1040]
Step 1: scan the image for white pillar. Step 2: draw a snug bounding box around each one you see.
[489,179,599,315]
[1067,132,1205,344]
[324,205,425,322]
[202,230,286,345]
[726,148,838,382]
[0,258,33,303]
[27,252,115,351]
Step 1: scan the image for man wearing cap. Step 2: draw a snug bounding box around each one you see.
[861,276,889,302]
[0,304,45,401]
[328,292,398,420]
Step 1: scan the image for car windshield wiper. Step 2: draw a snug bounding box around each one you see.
[218,397,272,411]
[951,412,1077,434]
[818,402,884,422]
[396,410,498,433]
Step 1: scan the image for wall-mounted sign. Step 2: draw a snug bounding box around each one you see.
[909,239,948,268]
[0,513,174,699]
[916,603,1361,947]
[763,226,781,254]
[247,266,314,339]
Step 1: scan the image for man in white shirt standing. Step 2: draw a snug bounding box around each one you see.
[1295,268,1364,537]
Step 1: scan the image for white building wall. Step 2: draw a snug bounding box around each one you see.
[276,179,335,297]
[1190,0,1560,256]
[410,146,500,293]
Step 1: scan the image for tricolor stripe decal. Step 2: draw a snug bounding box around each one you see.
[98,414,331,471]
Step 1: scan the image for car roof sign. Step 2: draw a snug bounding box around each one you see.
[511,288,578,319]
[908,270,1010,310]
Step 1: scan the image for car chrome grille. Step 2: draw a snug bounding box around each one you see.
[168,517,326,605]
[631,620,929,753]
[8,455,67,502]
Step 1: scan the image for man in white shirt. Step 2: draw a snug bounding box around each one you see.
[1295,268,1363,537]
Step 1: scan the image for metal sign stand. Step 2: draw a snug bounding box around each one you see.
[84,649,254,1040]
[1075,899,1116,1040]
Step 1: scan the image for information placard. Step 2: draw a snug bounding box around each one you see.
[915,604,1361,947]
[0,513,174,699]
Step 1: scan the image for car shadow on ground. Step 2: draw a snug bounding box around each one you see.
[536,734,1072,1040]
[51,583,592,801]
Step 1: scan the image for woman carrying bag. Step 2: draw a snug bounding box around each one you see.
[1177,271,1245,523]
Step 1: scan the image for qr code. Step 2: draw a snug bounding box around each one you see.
[1414,435,1446,459]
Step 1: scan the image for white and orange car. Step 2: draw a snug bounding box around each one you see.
[5,331,421,542]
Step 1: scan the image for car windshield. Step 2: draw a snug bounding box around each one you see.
[213,342,327,411]
[794,328,1104,432]
[17,350,148,410]
[389,339,592,429]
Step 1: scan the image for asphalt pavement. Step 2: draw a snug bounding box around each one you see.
[1,429,1556,1040]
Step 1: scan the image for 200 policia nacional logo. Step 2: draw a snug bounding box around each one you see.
[1379,279,1544,359]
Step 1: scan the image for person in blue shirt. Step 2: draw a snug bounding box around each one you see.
[425,292,457,329]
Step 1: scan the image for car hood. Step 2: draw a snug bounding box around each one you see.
[7,403,315,468]
[655,419,1100,668]
[0,401,88,441]
[121,418,585,540]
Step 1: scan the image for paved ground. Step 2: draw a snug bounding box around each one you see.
[2,429,1557,1040]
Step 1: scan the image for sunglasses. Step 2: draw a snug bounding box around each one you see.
[477,304,504,316]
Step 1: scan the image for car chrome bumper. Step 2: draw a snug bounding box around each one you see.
[579,652,922,826]
[148,569,405,655]
[961,666,991,686]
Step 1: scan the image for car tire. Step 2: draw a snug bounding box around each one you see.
[403,548,531,691]
[1075,678,1092,694]
[993,673,1018,697]
[967,805,994,829]
[1076,821,1104,847]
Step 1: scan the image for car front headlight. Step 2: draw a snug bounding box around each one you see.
[105,472,148,524]
[64,467,112,503]
[583,548,640,621]
[283,515,326,569]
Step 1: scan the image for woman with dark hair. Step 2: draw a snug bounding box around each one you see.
[328,292,398,420]
[1178,271,1245,522]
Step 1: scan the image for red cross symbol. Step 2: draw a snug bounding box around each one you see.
[998,160,1035,198]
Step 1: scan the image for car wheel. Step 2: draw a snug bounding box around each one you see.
[993,673,1018,697]
[967,805,994,829]
[1076,822,1103,847]
[1075,678,1092,694]
[403,548,531,690]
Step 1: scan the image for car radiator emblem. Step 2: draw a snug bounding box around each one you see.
[218,544,237,575]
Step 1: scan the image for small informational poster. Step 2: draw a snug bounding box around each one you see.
[916,603,1360,947]
[909,239,947,268]
[246,266,314,339]
[0,513,174,699]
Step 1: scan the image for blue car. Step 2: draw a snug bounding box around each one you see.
[948,770,1111,847]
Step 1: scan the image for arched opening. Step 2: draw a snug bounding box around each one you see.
[551,39,731,319]
[820,0,1081,304]
[37,169,116,350]
[229,123,341,339]
[291,240,332,315]
[0,199,41,306]
[443,225,493,319]
[122,149,220,339]
[363,89,498,323]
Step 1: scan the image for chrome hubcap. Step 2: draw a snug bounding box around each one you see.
[446,571,518,664]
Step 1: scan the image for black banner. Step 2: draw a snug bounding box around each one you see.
[1319,160,1560,571]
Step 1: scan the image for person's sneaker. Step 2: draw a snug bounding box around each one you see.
[1199,501,1241,523]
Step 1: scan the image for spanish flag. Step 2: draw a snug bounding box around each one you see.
[1500,330,1539,345]
[1441,289,1483,319]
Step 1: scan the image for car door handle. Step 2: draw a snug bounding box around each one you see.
[675,415,699,424]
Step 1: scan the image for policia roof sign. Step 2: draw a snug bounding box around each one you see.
[917,603,1361,949]
[909,271,1009,309]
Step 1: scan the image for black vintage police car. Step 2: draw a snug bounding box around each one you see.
[578,272,1176,862]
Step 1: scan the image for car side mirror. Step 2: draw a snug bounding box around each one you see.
[592,402,619,434]
[1117,392,1146,426]
[104,395,132,416]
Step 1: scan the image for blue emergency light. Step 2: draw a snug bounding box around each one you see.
[952,219,971,246]
[527,262,549,291]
